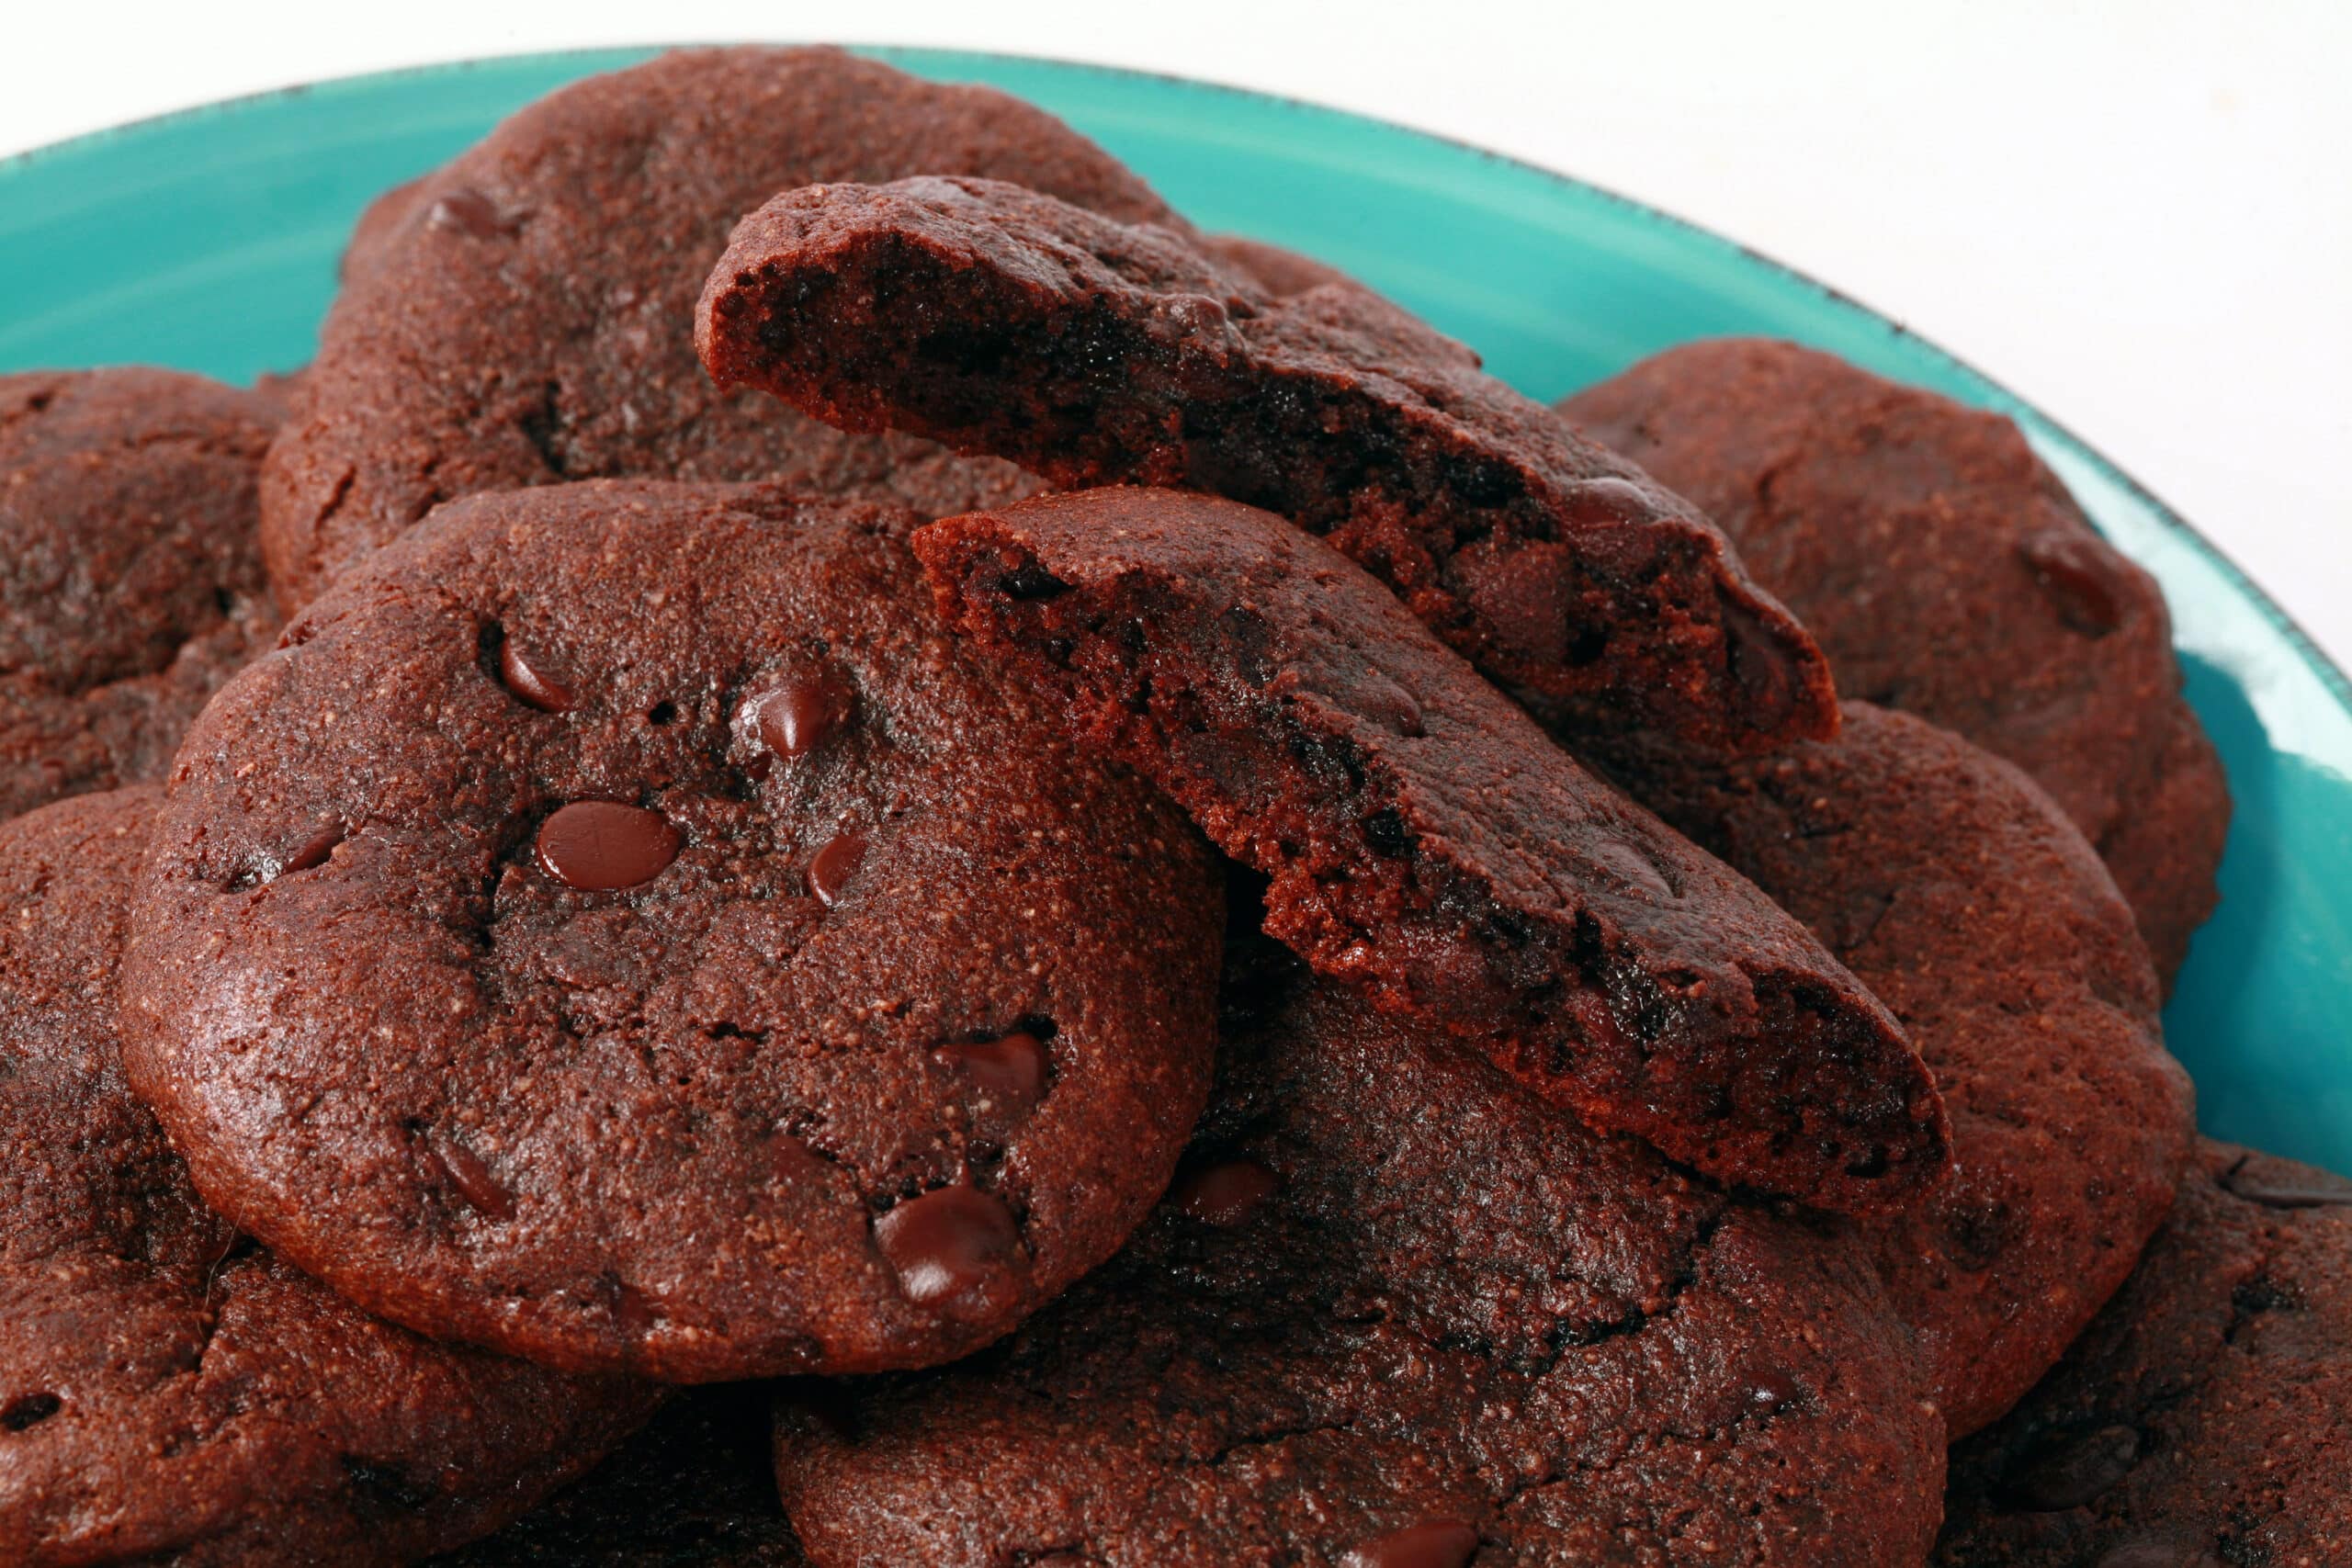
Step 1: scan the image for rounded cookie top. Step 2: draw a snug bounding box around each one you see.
[1936,1140,2352,1567]
[123,480,1224,1382]
[262,45,1187,608]
[0,788,653,1568]
[0,367,279,823]
[1560,338,2230,982]
[1608,703,2193,1438]
[773,941,1946,1568]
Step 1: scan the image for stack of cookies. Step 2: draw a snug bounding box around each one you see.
[2,47,2338,1568]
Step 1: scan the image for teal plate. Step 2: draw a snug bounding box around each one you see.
[3,48,2346,1170]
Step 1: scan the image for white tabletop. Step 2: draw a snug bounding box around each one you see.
[6,1,2346,669]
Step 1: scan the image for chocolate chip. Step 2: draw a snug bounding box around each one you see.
[498,637,574,712]
[2002,1423,2143,1510]
[536,801,683,891]
[935,1032,1048,1124]
[2018,531,2127,637]
[427,186,525,239]
[808,829,866,908]
[752,673,845,759]
[1747,1369,1807,1414]
[999,560,1072,602]
[425,1134,515,1221]
[872,1186,1023,1317]
[1589,841,1672,899]
[1340,1518,1479,1568]
[1170,1159,1280,1227]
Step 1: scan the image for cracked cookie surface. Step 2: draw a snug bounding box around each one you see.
[696,175,1836,753]
[1560,338,2229,983]
[773,938,1945,1566]
[121,480,1222,1382]
[914,487,1945,1215]
[0,368,279,824]
[262,46,1192,611]
[1936,1140,2352,1566]
[1606,703,2194,1438]
[0,788,653,1568]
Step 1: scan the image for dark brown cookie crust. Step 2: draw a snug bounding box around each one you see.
[122,480,1223,1382]
[696,175,1837,754]
[0,368,279,823]
[437,1386,804,1565]
[1560,338,2230,982]
[775,948,1946,1567]
[1607,703,2193,1438]
[914,487,1945,1215]
[1936,1140,2352,1567]
[0,788,654,1568]
[262,46,1188,610]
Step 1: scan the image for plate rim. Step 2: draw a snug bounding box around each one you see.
[4,38,2346,720]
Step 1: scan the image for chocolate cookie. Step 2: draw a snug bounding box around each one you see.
[1607,703,2194,1437]
[1559,339,2230,981]
[1936,1141,2352,1566]
[1,367,278,823]
[1198,232,1354,297]
[262,46,1190,609]
[0,788,654,1567]
[915,487,1945,1215]
[439,1386,803,1565]
[774,942,1947,1566]
[696,175,1837,753]
[122,480,1223,1382]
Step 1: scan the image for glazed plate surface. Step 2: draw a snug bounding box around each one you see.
[4,47,2344,1168]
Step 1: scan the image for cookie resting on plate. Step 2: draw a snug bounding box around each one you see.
[262,45,1196,610]
[1561,338,2230,984]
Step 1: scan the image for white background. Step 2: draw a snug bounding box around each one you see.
[5,1,2346,666]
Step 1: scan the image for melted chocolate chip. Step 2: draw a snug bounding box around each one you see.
[872,1186,1023,1317]
[427,186,525,239]
[1589,840,1673,899]
[808,829,866,908]
[1340,1518,1479,1568]
[1170,1159,1280,1227]
[498,637,574,713]
[2018,532,2126,637]
[1747,1369,1806,1414]
[283,820,347,875]
[753,672,846,759]
[935,1032,1048,1124]
[425,1134,515,1221]
[536,801,683,891]
[2003,1423,2143,1510]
